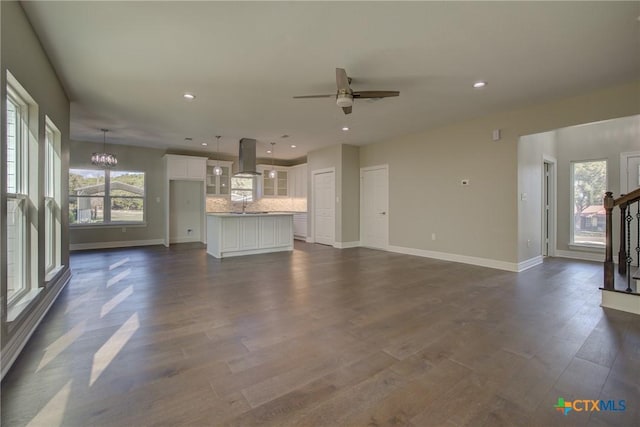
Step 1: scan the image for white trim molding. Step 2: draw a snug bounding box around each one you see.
[620,151,640,194]
[334,241,360,249]
[556,249,605,262]
[517,256,544,272]
[601,290,640,315]
[2,268,71,380]
[70,239,164,251]
[387,245,520,272]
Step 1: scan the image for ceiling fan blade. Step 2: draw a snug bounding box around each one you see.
[352,91,400,99]
[342,106,352,115]
[293,94,334,99]
[336,68,350,92]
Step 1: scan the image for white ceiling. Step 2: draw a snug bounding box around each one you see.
[21,1,640,159]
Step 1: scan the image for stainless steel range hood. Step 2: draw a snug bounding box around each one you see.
[234,138,261,177]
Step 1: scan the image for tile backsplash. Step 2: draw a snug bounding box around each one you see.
[206,197,307,213]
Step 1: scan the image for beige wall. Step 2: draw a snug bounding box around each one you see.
[341,145,360,243]
[360,80,640,265]
[1,0,71,373]
[69,140,166,245]
[518,131,557,262]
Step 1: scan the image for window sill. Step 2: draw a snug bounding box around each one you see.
[7,288,43,323]
[71,222,147,229]
[45,265,65,283]
[569,244,605,252]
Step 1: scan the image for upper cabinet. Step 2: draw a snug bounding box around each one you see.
[165,154,207,180]
[258,165,289,197]
[206,160,233,197]
[257,163,307,199]
[290,164,308,198]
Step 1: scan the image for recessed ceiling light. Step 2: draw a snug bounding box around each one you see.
[183,93,195,100]
[290,145,297,148]
[342,126,349,131]
[473,81,487,89]
[201,142,207,146]
[267,150,272,154]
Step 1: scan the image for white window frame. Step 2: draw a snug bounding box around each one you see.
[69,168,147,227]
[44,117,62,277]
[6,79,31,306]
[569,159,607,249]
[231,175,256,202]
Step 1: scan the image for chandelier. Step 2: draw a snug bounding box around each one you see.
[91,128,118,168]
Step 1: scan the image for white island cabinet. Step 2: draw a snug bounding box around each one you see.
[206,213,294,258]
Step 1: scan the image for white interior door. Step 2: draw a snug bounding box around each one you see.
[360,166,389,249]
[313,170,335,246]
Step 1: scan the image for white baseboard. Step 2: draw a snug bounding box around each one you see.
[305,237,315,243]
[556,249,604,262]
[517,256,544,272]
[334,241,360,249]
[70,239,164,251]
[387,245,519,272]
[601,290,640,315]
[1,268,71,380]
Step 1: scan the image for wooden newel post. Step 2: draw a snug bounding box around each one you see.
[618,201,628,275]
[604,192,614,290]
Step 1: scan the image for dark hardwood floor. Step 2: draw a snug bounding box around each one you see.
[1,242,638,426]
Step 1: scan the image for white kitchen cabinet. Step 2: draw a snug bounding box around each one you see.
[163,154,208,247]
[290,164,307,198]
[165,154,207,180]
[258,165,289,197]
[206,160,233,196]
[207,213,293,258]
[293,213,307,240]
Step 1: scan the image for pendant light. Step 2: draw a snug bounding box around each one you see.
[91,128,117,168]
[213,136,222,176]
[268,142,277,179]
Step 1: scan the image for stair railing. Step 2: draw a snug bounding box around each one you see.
[604,188,640,292]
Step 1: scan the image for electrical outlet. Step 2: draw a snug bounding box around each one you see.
[187,228,193,235]
[527,239,531,247]
[431,233,436,241]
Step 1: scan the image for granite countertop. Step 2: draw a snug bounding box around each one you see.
[207,212,297,217]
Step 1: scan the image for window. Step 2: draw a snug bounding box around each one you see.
[571,160,607,247]
[44,118,62,275]
[231,176,255,202]
[110,171,145,222]
[6,80,30,303]
[69,169,145,225]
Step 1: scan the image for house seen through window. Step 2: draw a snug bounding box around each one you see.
[69,169,145,224]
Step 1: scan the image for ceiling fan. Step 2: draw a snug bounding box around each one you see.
[293,68,399,115]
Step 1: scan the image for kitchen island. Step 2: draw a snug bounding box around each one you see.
[206,213,294,258]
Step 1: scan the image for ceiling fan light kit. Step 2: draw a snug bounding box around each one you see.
[336,93,353,108]
[294,68,399,115]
